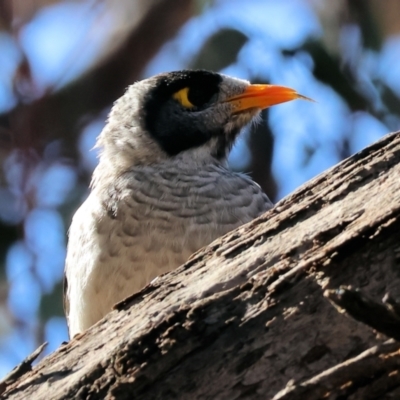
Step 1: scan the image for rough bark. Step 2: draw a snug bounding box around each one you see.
[2,131,400,399]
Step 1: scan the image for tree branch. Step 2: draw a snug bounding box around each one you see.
[3,131,400,399]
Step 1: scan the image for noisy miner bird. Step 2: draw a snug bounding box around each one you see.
[64,70,310,337]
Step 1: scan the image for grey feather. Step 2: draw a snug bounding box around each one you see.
[64,71,273,337]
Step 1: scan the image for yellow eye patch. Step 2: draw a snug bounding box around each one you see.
[172,87,195,109]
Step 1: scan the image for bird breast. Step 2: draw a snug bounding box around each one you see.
[65,160,271,335]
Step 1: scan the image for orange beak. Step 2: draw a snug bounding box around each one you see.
[224,84,313,113]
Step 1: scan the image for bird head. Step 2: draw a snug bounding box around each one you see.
[96,70,311,173]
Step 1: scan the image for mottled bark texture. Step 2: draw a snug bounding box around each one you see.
[2,131,400,399]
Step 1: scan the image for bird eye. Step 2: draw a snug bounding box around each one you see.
[172,87,195,109]
[187,84,217,107]
[173,84,218,110]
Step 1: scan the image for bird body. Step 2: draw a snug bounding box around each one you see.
[66,151,270,335]
[64,70,309,337]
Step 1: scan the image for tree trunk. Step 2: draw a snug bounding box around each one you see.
[2,131,400,400]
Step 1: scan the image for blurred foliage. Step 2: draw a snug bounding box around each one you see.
[0,0,399,375]
[190,28,248,71]
[293,41,370,111]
